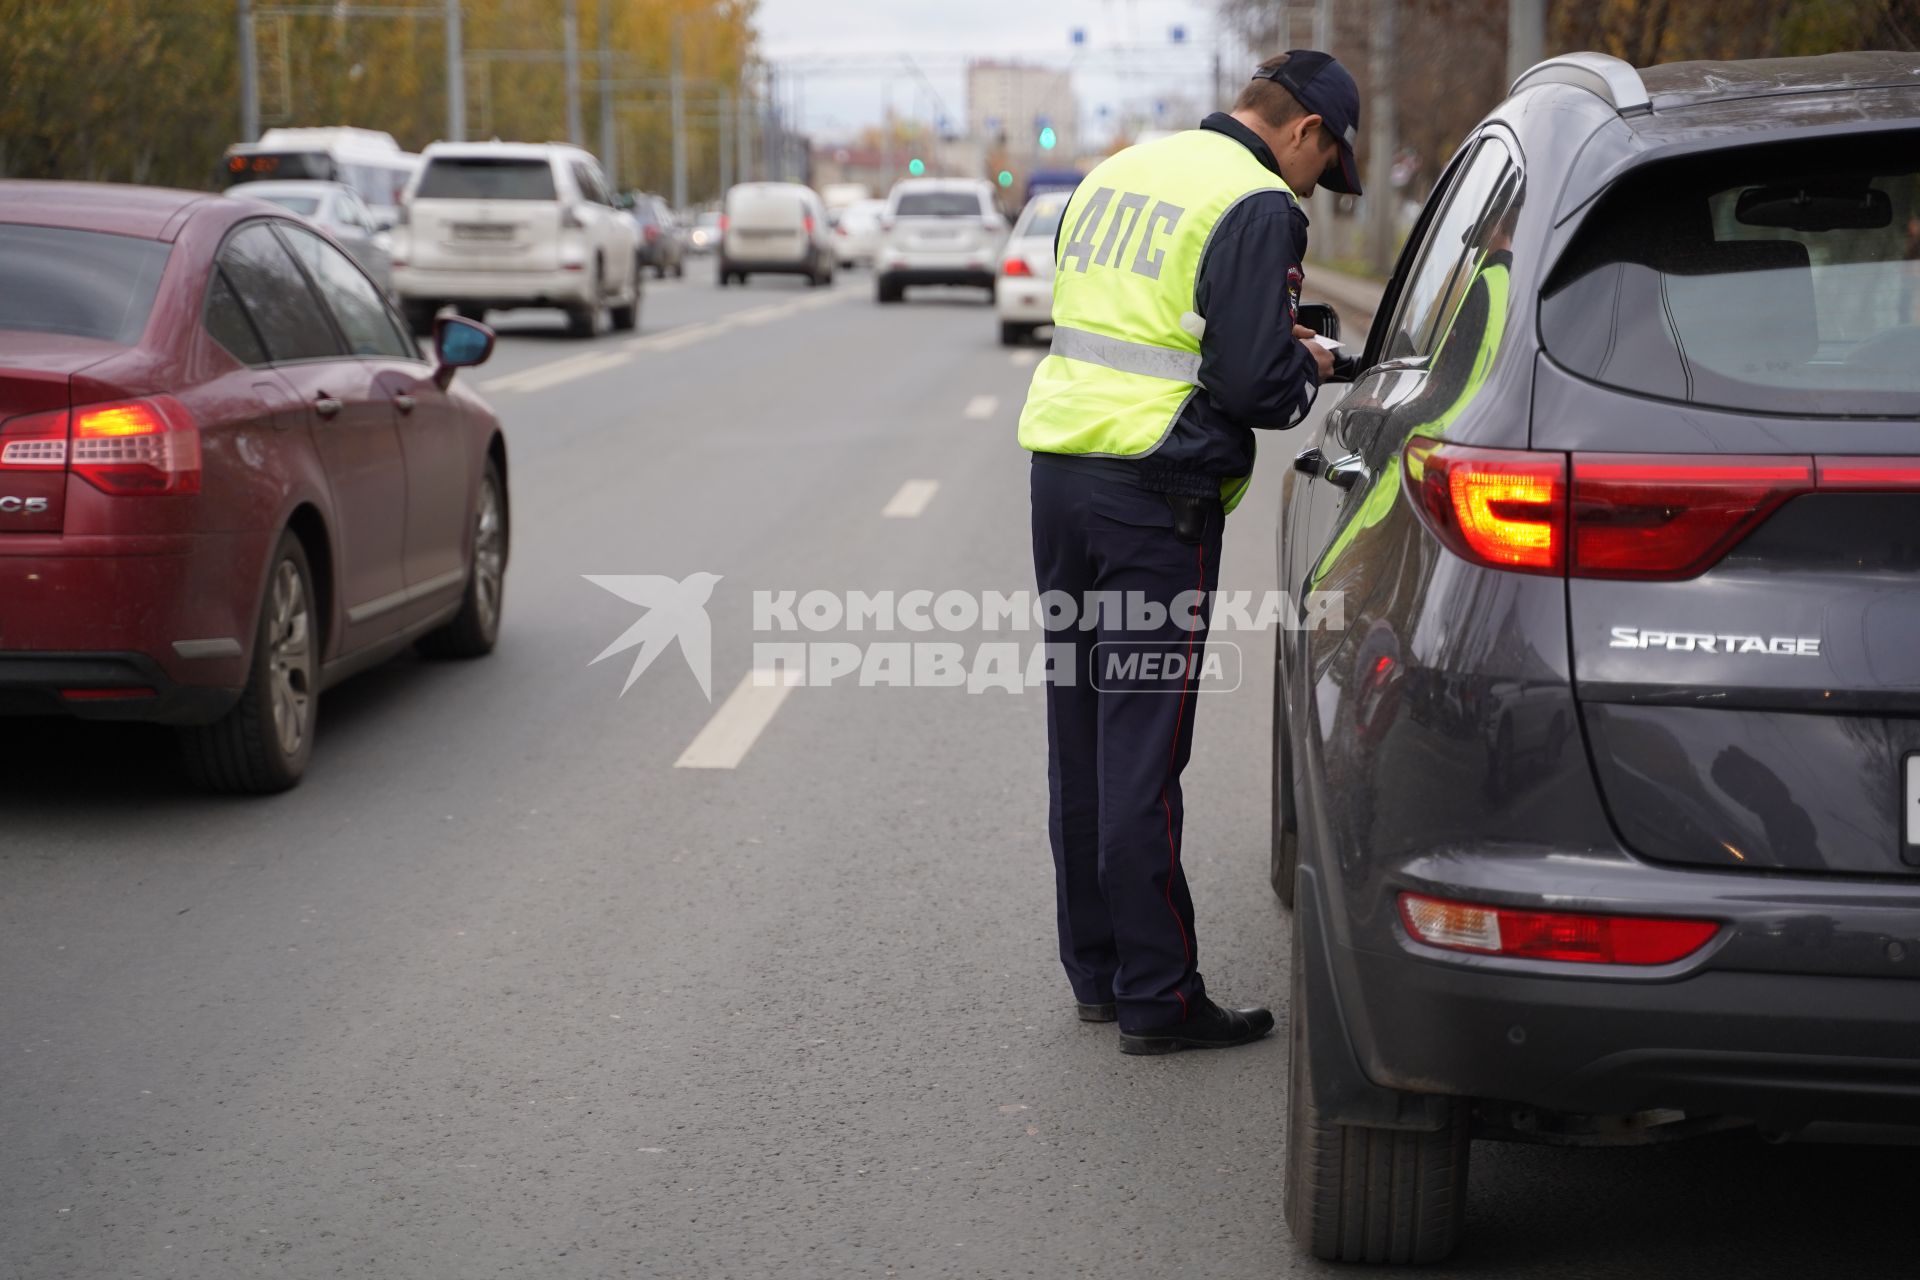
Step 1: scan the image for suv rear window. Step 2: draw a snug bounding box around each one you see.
[1541,131,1920,417]
[0,225,170,345]
[896,192,982,217]
[415,157,557,201]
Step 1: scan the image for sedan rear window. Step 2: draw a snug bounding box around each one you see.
[1541,131,1920,417]
[255,194,322,217]
[1017,196,1070,241]
[415,158,557,201]
[0,225,170,345]
[896,192,982,218]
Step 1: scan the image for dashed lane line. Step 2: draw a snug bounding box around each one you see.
[674,666,803,770]
[881,479,940,519]
[964,395,999,420]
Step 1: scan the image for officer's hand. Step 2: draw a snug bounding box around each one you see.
[1294,324,1336,384]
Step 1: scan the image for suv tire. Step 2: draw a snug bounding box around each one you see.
[999,322,1032,347]
[1271,641,1299,908]
[877,276,903,304]
[179,531,317,794]
[403,301,439,334]
[1284,922,1470,1264]
[611,260,641,332]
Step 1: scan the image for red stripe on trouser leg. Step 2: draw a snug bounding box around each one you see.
[1158,540,1204,1019]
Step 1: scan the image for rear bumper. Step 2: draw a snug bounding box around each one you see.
[881,266,996,289]
[995,278,1053,322]
[0,651,239,724]
[394,265,595,308]
[1315,856,1920,1130]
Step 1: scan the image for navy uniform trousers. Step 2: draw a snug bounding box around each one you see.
[1029,456,1225,1032]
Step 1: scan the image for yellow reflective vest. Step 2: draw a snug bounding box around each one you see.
[1017,129,1296,512]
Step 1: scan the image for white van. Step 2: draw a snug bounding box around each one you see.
[718,183,835,287]
[392,141,642,338]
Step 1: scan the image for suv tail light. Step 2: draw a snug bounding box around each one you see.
[1002,257,1032,277]
[1571,454,1813,579]
[1405,440,1563,574]
[70,397,201,495]
[1398,893,1718,965]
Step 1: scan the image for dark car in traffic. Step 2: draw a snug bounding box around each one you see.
[625,193,686,278]
[0,182,509,793]
[1273,51,1920,1264]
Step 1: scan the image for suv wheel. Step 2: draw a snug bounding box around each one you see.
[1270,640,1299,908]
[1285,922,1470,1264]
[877,276,903,304]
[610,260,641,332]
[179,532,317,794]
[417,456,507,659]
[403,301,439,334]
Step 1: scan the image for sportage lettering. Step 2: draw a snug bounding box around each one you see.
[1609,626,1821,657]
[1058,186,1186,280]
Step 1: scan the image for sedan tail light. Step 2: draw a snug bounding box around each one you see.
[70,397,201,495]
[1398,893,1718,966]
[0,408,70,469]
[1001,257,1033,277]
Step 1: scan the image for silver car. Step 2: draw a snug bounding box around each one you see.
[223,179,393,295]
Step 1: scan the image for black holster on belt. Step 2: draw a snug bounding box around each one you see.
[1165,494,1211,545]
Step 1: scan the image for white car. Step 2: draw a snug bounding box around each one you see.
[391,141,642,338]
[832,198,886,268]
[995,190,1071,346]
[717,183,834,287]
[876,178,1006,304]
[223,179,393,294]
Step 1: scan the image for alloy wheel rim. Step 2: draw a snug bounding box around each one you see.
[267,558,313,757]
[473,477,505,636]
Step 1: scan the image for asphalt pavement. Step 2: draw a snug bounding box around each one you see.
[3,265,1914,1279]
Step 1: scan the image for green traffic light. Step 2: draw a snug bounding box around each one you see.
[908,158,926,176]
[1038,127,1057,150]
[997,170,1013,188]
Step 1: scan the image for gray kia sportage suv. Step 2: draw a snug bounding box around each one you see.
[1274,50,1920,1264]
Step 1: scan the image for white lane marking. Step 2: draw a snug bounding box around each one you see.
[674,666,802,770]
[882,479,940,519]
[482,290,849,391]
[1009,348,1041,368]
[963,394,999,420]
[486,350,631,394]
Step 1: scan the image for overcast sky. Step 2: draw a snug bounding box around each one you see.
[755,0,1240,148]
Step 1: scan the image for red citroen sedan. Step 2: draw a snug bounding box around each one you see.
[0,182,509,793]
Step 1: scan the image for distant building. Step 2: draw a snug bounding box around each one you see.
[967,61,1078,161]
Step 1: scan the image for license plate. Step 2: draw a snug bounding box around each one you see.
[452,223,513,241]
[1907,755,1920,848]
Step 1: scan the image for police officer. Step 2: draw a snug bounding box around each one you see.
[1018,52,1364,1055]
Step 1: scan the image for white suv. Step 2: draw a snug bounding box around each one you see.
[393,141,642,338]
[875,178,1006,303]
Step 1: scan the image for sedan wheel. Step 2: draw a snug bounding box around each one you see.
[417,456,509,659]
[178,531,318,793]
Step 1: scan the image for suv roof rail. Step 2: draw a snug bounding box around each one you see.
[1509,52,1651,116]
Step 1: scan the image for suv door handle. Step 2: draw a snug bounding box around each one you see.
[1293,447,1327,477]
[393,393,416,414]
[1324,454,1368,490]
[314,396,343,419]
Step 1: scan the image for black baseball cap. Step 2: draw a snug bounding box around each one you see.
[1252,51,1363,195]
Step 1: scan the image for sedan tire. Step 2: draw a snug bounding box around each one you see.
[417,456,508,660]
[178,531,317,794]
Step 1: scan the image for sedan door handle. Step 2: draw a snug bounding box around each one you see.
[393,393,416,414]
[314,396,343,420]
[1324,453,1368,490]
[1293,447,1327,477]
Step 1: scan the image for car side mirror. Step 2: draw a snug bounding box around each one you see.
[432,315,494,389]
[1296,302,1341,343]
